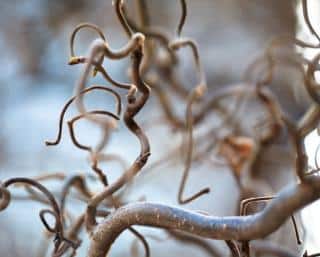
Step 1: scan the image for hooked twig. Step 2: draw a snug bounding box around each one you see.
[178,85,210,204]
[67,110,120,152]
[240,196,302,245]
[69,22,106,76]
[168,38,210,204]
[46,85,121,146]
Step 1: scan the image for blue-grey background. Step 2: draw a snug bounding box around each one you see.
[0,1,319,256]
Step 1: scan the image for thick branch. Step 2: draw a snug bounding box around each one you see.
[88,175,320,257]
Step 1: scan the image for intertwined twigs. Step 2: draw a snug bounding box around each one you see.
[1,1,320,257]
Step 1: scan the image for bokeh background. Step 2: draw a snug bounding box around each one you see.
[0,0,319,256]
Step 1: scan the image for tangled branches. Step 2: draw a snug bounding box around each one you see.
[2,1,320,257]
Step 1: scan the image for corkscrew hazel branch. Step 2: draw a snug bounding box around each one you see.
[123,20,172,53]
[134,0,150,28]
[240,196,302,257]
[0,183,10,210]
[69,23,106,76]
[73,34,144,116]
[304,53,320,105]
[129,227,151,257]
[168,38,210,203]
[302,0,320,44]
[58,175,152,257]
[169,38,206,86]
[178,85,210,204]
[0,178,78,256]
[4,1,320,257]
[67,110,119,152]
[240,36,320,183]
[115,0,133,38]
[121,1,178,65]
[132,0,154,75]
[87,175,320,257]
[66,110,120,186]
[45,85,121,146]
[177,0,187,36]
[68,56,133,90]
[69,23,106,58]
[86,45,150,232]
[60,175,92,223]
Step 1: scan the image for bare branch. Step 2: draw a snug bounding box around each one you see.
[87,175,320,257]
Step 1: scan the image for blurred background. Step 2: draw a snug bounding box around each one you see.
[0,0,319,256]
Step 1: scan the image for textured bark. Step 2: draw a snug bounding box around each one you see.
[88,176,320,257]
